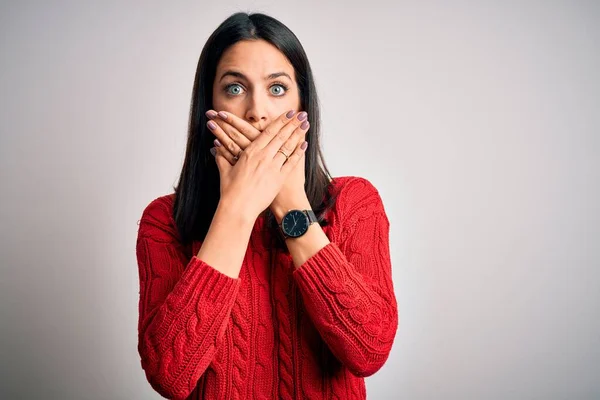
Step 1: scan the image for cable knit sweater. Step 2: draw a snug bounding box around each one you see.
[135,176,398,399]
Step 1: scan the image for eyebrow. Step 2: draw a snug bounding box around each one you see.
[219,70,292,83]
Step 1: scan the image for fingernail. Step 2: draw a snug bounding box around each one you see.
[297,111,307,121]
[210,147,216,156]
[301,120,309,130]
[218,111,228,120]
[205,110,218,119]
[207,121,217,130]
[301,141,308,151]
[214,139,222,147]
[286,110,296,119]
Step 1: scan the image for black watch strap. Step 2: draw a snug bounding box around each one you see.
[304,209,318,224]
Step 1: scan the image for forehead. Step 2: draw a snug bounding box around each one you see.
[216,40,295,79]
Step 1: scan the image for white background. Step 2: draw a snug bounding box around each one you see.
[1,1,599,398]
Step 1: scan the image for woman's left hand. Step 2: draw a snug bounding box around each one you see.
[206,109,310,218]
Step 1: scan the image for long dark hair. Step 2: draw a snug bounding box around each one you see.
[173,12,337,250]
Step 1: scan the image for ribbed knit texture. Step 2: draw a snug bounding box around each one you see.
[136,176,398,399]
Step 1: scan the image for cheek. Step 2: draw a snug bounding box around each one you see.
[288,92,301,112]
[211,88,225,109]
[212,85,237,111]
[212,93,237,114]
[278,95,301,114]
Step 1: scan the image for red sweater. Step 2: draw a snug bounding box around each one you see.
[136,176,398,399]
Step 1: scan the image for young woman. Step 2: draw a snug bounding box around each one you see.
[136,12,398,400]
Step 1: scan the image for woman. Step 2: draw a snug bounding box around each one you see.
[136,12,398,400]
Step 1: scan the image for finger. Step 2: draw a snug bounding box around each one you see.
[210,110,261,141]
[207,113,253,149]
[213,142,237,166]
[206,119,245,160]
[281,140,308,174]
[265,113,309,160]
[250,109,303,151]
[278,120,309,161]
[273,126,306,166]
[212,147,231,173]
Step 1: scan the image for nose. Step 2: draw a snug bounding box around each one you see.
[244,92,269,129]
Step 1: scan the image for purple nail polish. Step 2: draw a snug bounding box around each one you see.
[301,141,308,150]
[207,121,217,130]
[210,147,216,156]
[214,139,222,147]
[205,110,218,119]
[218,111,228,120]
[300,120,309,130]
[286,110,295,119]
[297,112,307,121]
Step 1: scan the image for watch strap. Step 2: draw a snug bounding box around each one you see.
[304,209,318,225]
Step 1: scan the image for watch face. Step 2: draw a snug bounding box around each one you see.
[281,210,309,238]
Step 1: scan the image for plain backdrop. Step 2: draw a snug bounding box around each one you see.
[1,1,599,399]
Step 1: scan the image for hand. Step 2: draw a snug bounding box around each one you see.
[206,110,310,219]
[207,110,310,221]
[204,109,261,165]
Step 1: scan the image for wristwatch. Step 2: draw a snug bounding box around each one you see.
[279,209,318,239]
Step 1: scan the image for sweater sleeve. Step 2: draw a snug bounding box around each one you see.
[136,196,241,400]
[292,177,398,377]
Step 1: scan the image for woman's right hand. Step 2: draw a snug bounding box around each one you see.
[210,110,310,221]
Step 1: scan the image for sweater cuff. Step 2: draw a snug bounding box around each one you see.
[179,256,241,305]
[151,256,241,341]
[293,242,356,293]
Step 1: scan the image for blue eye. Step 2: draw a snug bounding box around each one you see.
[270,84,288,96]
[225,84,243,96]
[223,82,289,97]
